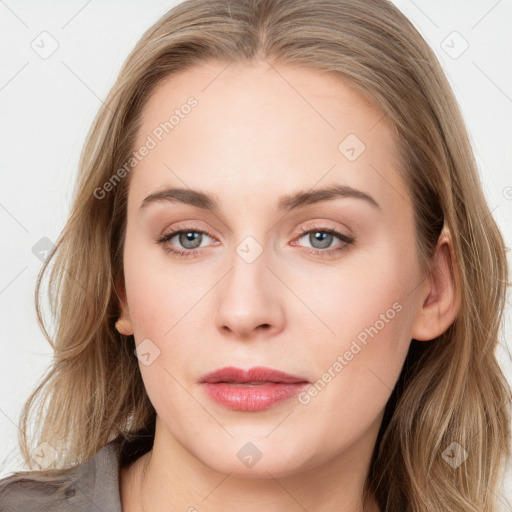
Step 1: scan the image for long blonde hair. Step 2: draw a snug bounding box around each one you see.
[9,0,511,510]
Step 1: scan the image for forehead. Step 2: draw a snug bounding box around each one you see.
[128,60,408,215]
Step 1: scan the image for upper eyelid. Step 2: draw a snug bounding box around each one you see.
[161,223,348,235]
[297,224,353,237]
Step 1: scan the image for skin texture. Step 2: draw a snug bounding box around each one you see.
[116,60,460,512]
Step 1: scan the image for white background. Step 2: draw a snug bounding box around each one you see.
[1,0,511,507]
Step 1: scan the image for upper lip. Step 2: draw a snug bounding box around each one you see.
[199,366,309,384]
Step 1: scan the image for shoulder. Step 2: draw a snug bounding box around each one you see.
[0,439,123,512]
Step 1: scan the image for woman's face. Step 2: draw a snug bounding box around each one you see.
[118,60,430,477]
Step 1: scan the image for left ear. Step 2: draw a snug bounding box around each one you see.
[411,227,462,341]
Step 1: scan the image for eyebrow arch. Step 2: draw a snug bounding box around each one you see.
[139,184,381,212]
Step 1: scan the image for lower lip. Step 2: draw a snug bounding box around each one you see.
[201,382,309,411]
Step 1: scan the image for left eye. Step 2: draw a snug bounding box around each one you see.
[291,226,355,256]
[297,229,345,250]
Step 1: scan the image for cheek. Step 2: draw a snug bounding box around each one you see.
[297,243,419,402]
[291,287,415,454]
[123,232,187,334]
[122,240,200,419]
[298,241,417,346]
[122,234,212,378]
[311,289,412,397]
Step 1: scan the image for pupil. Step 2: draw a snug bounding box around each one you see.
[180,232,201,249]
[312,231,331,249]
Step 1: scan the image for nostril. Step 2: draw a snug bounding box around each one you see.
[64,487,76,498]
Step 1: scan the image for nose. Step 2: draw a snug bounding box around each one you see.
[214,242,285,340]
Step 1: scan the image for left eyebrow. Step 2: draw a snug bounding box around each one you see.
[139,184,381,212]
[277,184,381,212]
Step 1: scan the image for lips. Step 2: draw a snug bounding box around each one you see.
[199,366,310,411]
[199,366,308,384]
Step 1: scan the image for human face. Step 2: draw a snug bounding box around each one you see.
[118,59,425,478]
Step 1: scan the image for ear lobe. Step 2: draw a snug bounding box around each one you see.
[115,316,134,336]
[411,228,461,342]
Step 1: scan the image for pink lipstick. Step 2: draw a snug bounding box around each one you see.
[199,366,309,411]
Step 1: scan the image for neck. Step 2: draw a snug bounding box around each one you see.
[120,417,382,512]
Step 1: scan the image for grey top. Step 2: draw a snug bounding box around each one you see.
[0,438,125,512]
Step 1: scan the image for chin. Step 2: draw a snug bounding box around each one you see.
[194,436,315,479]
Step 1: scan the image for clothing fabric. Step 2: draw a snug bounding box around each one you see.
[0,438,125,512]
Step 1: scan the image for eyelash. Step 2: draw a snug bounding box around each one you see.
[156,224,355,259]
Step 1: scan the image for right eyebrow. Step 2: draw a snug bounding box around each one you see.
[140,187,217,211]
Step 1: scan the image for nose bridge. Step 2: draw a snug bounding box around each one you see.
[224,210,273,285]
[214,230,284,336]
[226,232,272,305]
